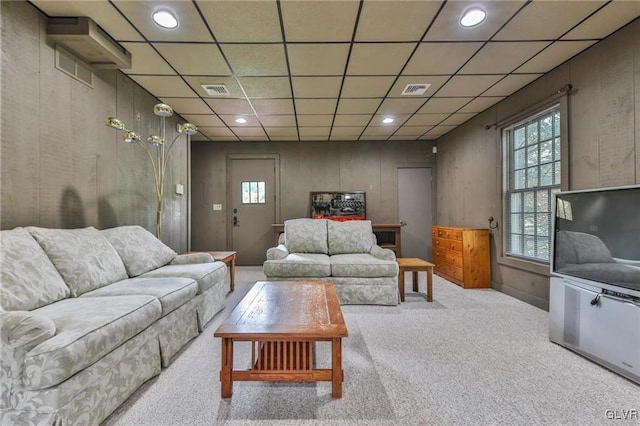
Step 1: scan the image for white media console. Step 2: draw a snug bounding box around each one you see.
[549,277,640,384]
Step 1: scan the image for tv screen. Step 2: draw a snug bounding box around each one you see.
[552,185,640,293]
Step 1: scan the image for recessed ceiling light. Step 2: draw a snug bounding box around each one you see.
[382,117,394,124]
[460,8,486,27]
[153,10,178,29]
[235,117,247,124]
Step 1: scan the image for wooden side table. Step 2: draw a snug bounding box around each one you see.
[397,258,435,302]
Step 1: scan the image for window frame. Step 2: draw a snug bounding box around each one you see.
[497,96,569,276]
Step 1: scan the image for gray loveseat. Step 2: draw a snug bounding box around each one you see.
[263,219,398,305]
[0,225,227,425]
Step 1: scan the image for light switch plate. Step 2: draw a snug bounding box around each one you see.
[213,204,223,211]
[175,184,184,195]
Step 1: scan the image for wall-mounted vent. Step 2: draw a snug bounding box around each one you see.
[401,83,431,96]
[55,45,93,87]
[47,17,131,69]
[201,84,230,96]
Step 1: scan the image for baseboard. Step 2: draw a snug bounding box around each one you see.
[493,281,549,311]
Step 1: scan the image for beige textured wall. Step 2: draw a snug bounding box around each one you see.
[0,1,190,251]
[436,19,640,309]
[191,140,435,251]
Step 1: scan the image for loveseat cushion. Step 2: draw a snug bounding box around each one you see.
[285,218,328,254]
[102,225,177,277]
[139,261,227,295]
[25,295,161,390]
[80,277,198,316]
[28,227,128,297]
[0,228,70,311]
[327,220,374,255]
[330,253,399,277]
[263,253,331,277]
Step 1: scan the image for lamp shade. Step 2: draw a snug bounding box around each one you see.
[124,131,141,143]
[153,103,173,117]
[147,135,164,146]
[105,117,126,130]
[180,123,198,135]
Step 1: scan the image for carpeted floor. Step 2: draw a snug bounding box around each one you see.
[102,267,639,425]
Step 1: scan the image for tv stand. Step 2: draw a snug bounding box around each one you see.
[549,277,640,384]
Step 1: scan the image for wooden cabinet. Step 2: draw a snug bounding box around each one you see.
[432,226,490,289]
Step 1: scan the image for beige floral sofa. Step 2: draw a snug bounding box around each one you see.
[0,225,227,425]
[263,219,398,305]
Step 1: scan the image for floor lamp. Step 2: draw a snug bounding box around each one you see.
[105,103,197,240]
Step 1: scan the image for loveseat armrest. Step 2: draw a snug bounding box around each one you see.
[613,257,640,270]
[267,245,289,260]
[370,245,396,261]
[170,253,214,265]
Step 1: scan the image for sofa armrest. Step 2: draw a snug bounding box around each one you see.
[267,245,289,260]
[613,257,640,270]
[170,253,214,265]
[370,245,396,261]
[1,311,56,350]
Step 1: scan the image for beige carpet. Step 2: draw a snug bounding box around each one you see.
[103,267,639,425]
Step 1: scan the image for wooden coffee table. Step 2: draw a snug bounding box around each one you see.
[214,281,348,398]
[397,258,435,302]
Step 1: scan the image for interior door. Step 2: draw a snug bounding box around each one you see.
[398,167,433,259]
[229,158,276,265]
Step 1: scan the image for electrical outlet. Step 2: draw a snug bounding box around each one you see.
[213,204,223,211]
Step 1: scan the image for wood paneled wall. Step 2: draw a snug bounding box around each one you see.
[191,141,435,251]
[0,1,190,252]
[436,19,640,310]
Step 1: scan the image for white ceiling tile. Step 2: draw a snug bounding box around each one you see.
[292,77,342,98]
[183,76,244,98]
[252,99,295,116]
[196,0,282,42]
[205,99,254,115]
[362,126,399,137]
[199,127,236,138]
[238,77,292,98]
[297,115,334,127]
[563,1,640,40]
[404,114,450,126]
[378,98,426,115]
[337,99,382,115]
[128,76,197,97]
[298,127,331,137]
[179,114,225,127]
[295,99,338,115]
[219,115,261,127]
[372,114,412,126]
[229,127,267,138]
[221,44,288,76]
[459,42,549,74]
[458,97,505,113]
[394,126,433,136]
[494,1,606,41]
[260,116,298,127]
[439,113,477,126]
[404,43,483,75]
[331,126,366,136]
[160,98,212,115]
[482,74,542,97]
[418,97,473,114]
[356,1,442,41]
[280,0,360,42]
[347,43,416,75]
[120,43,174,75]
[112,0,212,42]
[516,41,597,73]
[424,1,526,41]
[333,115,373,127]
[436,75,504,97]
[288,44,350,76]
[265,127,299,138]
[153,43,231,75]
[423,125,457,137]
[341,76,396,98]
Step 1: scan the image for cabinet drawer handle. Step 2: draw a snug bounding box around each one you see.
[450,244,455,249]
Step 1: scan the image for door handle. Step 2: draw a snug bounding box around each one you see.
[233,216,239,227]
[400,219,408,226]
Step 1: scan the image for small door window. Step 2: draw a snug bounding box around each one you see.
[241,181,266,204]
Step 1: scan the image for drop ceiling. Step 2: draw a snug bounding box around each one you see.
[29,0,640,142]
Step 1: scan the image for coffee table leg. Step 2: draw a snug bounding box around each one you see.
[229,256,236,292]
[427,267,433,302]
[331,338,343,398]
[220,337,233,398]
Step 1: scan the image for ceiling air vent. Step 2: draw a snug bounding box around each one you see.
[401,83,431,96]
[201,84,230,96]
[47,17,131,69]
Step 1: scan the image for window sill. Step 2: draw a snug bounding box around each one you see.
[497,255,551,277]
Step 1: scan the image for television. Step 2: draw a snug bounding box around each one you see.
[551,184,640,297]
[310,191,366,221]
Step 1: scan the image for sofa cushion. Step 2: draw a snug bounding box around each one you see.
[285,218,328,254]
[102,225,177,277]
[263,253,331,277]
[328,220,374,255]
[330,253,399,277]
[80,277,198,316]
[28,227,128,297]
[0,228,70,311]
[139,261,227,295]
[25,295,161,390]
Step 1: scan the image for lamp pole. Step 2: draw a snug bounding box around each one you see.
[105,104,197,240]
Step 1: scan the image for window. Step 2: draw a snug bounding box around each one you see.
[241,181,266,204]
[504,105,561,263]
